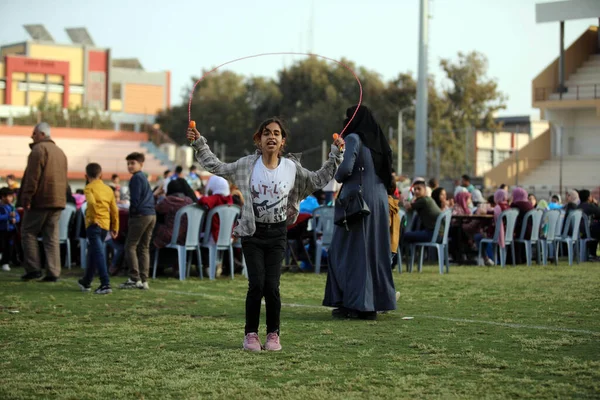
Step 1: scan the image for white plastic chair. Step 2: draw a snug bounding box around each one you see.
[514,209,543,266]
[409,210,452,274]
[553,210,583,266]
[77,202,88,268]
[152,204,205,281]
[580,213,598,262]
[397,209,406,274]
[37,204,76,269]
[232,240,247,278]
[312,206,334,274]
[553,210,566,257]
[478,209,519,268]
[538,209,561,265]
[200,205,241,280]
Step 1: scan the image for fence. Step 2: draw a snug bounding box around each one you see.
[534,84,600,102]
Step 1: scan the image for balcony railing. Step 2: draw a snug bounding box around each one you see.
[534,84,599,102]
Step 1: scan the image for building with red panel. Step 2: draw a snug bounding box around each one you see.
[0,25,170,132]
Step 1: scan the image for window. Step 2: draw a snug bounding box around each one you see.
[111,82,122,100]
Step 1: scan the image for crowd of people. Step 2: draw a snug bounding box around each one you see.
[1,108,598,352]
[391,174,600,266]
[0,123,246,292]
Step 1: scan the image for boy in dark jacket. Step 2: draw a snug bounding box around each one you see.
[0,188,20,271]
[119,152,156,290]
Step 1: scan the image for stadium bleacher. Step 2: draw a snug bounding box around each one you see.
[0,126,168,181]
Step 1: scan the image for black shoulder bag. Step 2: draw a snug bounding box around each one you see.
[334,157,371,231]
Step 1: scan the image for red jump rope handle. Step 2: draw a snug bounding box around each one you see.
[333,133,344,151]
[189,121,196,145]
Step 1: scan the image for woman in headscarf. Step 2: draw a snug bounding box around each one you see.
[450,191,479,262]
[471,189,484,208]
[511,187,534,236]
[153,179,196,276]
[168,176,198,203]
[528,193,538,208]
[564,190,579,217]
[452,192,472,216]
[431,187,449,211]
[493,188,510,250]
[537,199,548,210]
[476,190,509,266]
[323,105,396,320]
[536,199,550,237]
[510,187,534,263]
[198,175,234,243]
[198,175,235,277]
[154,179,195,248]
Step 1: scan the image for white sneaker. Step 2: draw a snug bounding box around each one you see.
[1,264,10,272]
[141,281,150,290]
[484,258,495,267]
[119,278,143,289]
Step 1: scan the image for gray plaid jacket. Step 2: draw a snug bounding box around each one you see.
[191,136,342,237]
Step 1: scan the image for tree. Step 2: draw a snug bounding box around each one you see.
[13,100,113,129]
[156,51,506,177]
[433,51,507,176]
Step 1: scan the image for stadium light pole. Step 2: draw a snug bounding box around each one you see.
[397,105,415,176]
[414,0,429,178]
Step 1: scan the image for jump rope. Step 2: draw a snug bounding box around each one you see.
[185,52,363,147]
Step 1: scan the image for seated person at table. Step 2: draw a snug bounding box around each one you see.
[528,193,537,208]
[153,179,195,277]
[511,187,534,237]
[475,195,494,215]
[403,180,441,244]
[299,190,325,214]
[578,190,600,259]
[0,187,20,271]
[510,187,534,264]
[452,191,473,216]
[476,190,510,266]
[154,179,195,249]
[471,189,485,209]
[431,187,449,211]
[450,191,479,261]
[537,199,549,210]
[73,189,86,210]
[548,194,563,210]
[113,188,130,209]
[199,175,234,242]
[198,175,234,276]
[107,186,130,275]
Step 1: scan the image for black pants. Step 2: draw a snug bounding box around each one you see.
[241,222,287,335]
[0,230,17,265]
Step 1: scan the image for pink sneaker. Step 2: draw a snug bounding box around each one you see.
[243,333,262,352]
[264,332,282,351]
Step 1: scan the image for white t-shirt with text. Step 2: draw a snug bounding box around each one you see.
[250,158,297,223]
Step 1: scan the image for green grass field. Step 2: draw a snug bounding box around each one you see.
[1,263,599,399]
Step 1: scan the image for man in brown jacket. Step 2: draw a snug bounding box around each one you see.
[19,122,68,281]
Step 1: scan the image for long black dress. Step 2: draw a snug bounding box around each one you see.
[323,133,396,312]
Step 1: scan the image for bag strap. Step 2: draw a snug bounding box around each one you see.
[338,142,364,196]
[358,152,364,191]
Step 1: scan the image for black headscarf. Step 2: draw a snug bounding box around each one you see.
[167,178,198,202]
[342,105,394,189]
[431,187,445,209]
